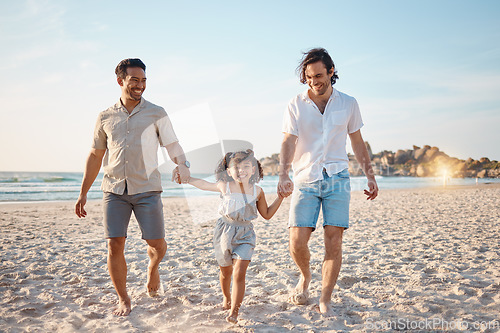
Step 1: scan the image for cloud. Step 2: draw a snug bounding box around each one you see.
[0,0,66,41]
[153,57,245,85]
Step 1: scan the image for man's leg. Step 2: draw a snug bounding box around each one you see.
[130,191,167,296]
[289,227,313,304]
[107,237,131,316]
[319,225,344,315]
[145,238,167,296]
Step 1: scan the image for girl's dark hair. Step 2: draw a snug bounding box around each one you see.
[297,48,339,85]
[115,58,146,79]
[215,149,264,184]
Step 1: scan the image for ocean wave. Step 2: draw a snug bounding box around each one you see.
[0,173,82,184]
[0,189,100,195]
[0,177,79,183]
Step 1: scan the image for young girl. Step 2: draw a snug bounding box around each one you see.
[175,149,283,323]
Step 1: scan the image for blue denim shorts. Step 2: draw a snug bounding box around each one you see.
[289,168,351,230]
[103,188,165,239]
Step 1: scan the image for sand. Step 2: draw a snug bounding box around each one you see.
[0,185,499,332]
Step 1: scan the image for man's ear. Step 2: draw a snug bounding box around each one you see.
[328,67,334,78]
[117,77,123,86]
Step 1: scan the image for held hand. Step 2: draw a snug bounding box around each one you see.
[75,194,87,218]
[277,191,287,200]
[364,178,379,200]
[278,175,294,198]
[177,165,191,184]
[171,167,181,184]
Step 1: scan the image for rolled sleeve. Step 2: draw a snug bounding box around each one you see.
[91,113,107,149]
[282,104,299,136]
[347,98,364,134]
[156,110,178,147]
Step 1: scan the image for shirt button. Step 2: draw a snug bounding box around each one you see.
[127,131,130,134]
[126,145,129,148]
[125,161,129,164]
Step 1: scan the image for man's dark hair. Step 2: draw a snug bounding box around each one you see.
[297,48,339,85]
[115,58,146,79]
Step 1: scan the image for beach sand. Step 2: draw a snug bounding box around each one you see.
[1,185,499,332]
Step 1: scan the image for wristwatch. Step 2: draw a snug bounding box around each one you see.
[180,160,190,168]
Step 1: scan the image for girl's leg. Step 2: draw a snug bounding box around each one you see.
[219,265,233,310]
[227,259,250,323]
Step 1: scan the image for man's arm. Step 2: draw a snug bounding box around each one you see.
[164,141,191,183]
[75,148,106,217]
[277,133,297,197]
[349,130,378,200]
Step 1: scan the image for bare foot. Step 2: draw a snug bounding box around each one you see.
[226,314,238,324]
[319,301,334,317]
[147,265,160,297]
[289,275,310,305]
[113,297,131,316]
[222,297,231,310]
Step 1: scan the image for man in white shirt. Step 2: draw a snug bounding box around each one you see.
[278,48,378,316]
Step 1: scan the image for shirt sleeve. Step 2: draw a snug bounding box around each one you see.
[156,110,178,147]
[347,98,364,134]
[282,102,299,136]
[91,113,107,149]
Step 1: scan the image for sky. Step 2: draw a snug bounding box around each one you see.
[1,0,499,172]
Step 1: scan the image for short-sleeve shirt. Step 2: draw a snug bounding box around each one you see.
[92,98,178,195]
[282,88,363,184]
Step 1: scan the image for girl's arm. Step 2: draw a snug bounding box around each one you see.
[188,177,224,193]
[172,166,223,193]
[256,186,284,220]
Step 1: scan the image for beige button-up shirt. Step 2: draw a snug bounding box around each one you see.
[92,98,178,195]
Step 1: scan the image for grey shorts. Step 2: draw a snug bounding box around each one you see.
[213,218,256,267]
[103,189,165,239]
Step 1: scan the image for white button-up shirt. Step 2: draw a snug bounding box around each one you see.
[282,88,363,184]
[92,98,178,195]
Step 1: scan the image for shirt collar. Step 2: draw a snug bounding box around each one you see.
[114,97,145,115]
[301,87,339,103]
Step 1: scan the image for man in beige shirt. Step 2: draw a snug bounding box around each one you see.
[75,58,190,316]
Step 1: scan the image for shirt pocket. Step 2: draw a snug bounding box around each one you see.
[102,119,124,147]
[103,119,118,134]
[329,109,348,126]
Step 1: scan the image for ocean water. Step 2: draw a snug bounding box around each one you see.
[0,171,499,203]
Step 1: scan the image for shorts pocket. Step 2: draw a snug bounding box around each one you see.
[336,169,350,179]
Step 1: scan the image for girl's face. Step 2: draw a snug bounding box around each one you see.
[228,159,255,183]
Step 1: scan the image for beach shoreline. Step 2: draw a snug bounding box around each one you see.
[1,182,500,206]
[2,170,500,204]
[1,185,499,332]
